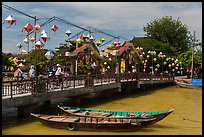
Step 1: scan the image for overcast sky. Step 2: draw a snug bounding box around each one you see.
[2,2,202,54]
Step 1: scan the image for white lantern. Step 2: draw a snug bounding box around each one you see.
[45,51,54,60]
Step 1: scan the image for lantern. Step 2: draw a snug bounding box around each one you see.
[112,41,117,46]
[41,30,46,35]
[51,24,59,32]
[33,24,41,33]
[23,37,29,44]
[89,36,94,42]
[100,37,105,43]
[45,51,54,60]
[91,62,97,69]
[35,40,43,49]
[22,23,33,33]
[65,30,72,37]
[3,15,16,28]
[21,49,27,55]
[16,43,22,49]
[29,36,35,42]
[41,33,48,42]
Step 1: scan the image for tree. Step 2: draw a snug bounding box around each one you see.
[143,16,191,56]
[131,37,172,56]
[177,49,202,69]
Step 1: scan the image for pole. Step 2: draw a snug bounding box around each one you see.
[190,31,195,79]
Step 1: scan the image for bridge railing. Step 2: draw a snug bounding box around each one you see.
[2,79,35,97]
[121,72,137,82]
[2,73,174,98]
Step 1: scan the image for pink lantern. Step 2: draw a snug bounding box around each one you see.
[22,23,33,33]
[33,24,41,33]
[51,24,59,32]
[30,36,35,42]
[3,15,16,28]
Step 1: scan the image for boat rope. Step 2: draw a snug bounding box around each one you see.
[159,121,202,128]
[171,112,202,123]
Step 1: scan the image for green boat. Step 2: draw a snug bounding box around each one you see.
[57,105,174,126]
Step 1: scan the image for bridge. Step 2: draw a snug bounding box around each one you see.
[2,72,174,116]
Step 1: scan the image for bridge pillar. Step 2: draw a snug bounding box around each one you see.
[17,103,39,118]
[71,56,76,75]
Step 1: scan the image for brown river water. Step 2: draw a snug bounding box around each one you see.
[2,85,202,135]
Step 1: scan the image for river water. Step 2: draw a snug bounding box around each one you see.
[2,85,202,135]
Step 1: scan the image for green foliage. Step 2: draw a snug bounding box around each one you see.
[177,49,202,68]
[131,37,172,56]
[143,16,191,56]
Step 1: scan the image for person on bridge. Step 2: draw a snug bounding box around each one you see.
[55,64,64,85]
[29,65,35,79]
[14,66,23,80]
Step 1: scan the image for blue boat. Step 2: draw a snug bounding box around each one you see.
[175,78,202,90]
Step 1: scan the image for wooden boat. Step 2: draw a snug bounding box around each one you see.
[175,79,202,90]
[30,113,156,131]
[57,105,174,126]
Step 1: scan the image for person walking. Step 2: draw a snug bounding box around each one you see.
[14,66,23,80]
[55,64,64,86]
[29,65,35,79]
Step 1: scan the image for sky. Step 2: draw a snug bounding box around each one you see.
[2,2,202,54]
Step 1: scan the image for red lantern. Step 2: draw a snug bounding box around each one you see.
[22,23,33,33]
[3,15,16,28]
[51,24,59,32]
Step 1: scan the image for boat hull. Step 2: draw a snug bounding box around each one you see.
[31,113,156,131]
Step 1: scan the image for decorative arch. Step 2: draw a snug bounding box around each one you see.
[67,42,101,75]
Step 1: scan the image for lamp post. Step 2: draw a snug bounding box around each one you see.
[158,52,166,74]
[147,50,156,75]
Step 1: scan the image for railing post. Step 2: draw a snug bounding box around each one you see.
[74,75,75,88]
[61,76,63,90]
[10,82,13,98]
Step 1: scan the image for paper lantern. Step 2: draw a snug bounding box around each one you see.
[89,36,94,42]
[22,22,33,33]
[29,36,35,42]
[100,37,105,43]
[41,33,48,42]
[51,24,59,32]
[96,41,101,46]
[65,30,72,37]
[3,15,16,28]
[35,40,43,49]
[45,51,54,60]
[16,43,22,49]
[91,62,97,69]
[112,41,117,46]
[21,49,27,55]
[33,24,41,33]
[23,38,29,44]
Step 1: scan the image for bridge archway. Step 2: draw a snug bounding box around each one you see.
[67,42,101,75]
[105,41,141,74]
